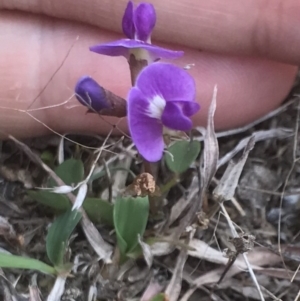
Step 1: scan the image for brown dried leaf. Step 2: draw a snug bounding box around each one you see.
[124,173,160,197]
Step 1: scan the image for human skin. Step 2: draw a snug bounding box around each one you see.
[0,0,299,139]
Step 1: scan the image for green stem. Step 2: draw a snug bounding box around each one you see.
[160,174,179,195]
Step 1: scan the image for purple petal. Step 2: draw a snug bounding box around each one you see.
[75,76,109,111]
[90,40,130,57]
[161,102,192,131]
[134,3,156,42]
[122,1,135,39]
[173,101,200,116]
[128,87,164,162]
[90,39,183,59]
[135,63,195,102]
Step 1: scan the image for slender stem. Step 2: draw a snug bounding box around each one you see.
[128,54,148,86]
[160,174,179,194]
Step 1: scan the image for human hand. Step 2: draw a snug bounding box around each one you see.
[0,0,298,138]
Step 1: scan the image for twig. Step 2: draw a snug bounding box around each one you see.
[219,203,265,301]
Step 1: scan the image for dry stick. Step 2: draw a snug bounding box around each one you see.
[291,264,300,283]
[219,203,265,301]
[9,135,113,263]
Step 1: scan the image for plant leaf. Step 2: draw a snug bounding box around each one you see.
[150,293,166,301]
[28,190,70,211]
[0,253,56,275]
[29,191,113,225]
[46,209,82,268]
[113,196,149,257]
[165,140,201,174]
[49,158,84,187]
[84,198,114,226]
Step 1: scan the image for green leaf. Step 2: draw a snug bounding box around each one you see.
[46,209,82,268]
[113,196,149,257]
[84,198,114,226]
[28,190,70,211]
[165,140,201,174]
[40,150,55,168]
[150,293,166,301]
[0,253,56,275]
[29,191,113,226]
[49,158,84,187]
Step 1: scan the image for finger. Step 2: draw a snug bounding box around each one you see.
[1,0,300,65]
[0,12,297,139]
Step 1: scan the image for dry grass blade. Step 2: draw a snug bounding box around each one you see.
[141,280,164,301]
[29,275,42,301]
[47,276,66,301]
[165,232,192,301]
[292,264,300,282]
[199,85,219,190]
[8,135,113,263]
[138,235,153,268]
[294,290,300,301]
[168,176,199,226]
[214,136,255,200]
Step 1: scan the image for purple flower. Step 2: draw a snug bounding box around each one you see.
[90,1,183,61]
[128,63,200,162]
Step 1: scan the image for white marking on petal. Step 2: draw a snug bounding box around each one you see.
[147,95,166,119]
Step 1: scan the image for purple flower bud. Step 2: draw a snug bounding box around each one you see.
[75,76,127,117]
[122,2,156,42]
[127,63,200,162]
[133,3,156,42]
[122,1,135,39]
[75,76,110,111]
